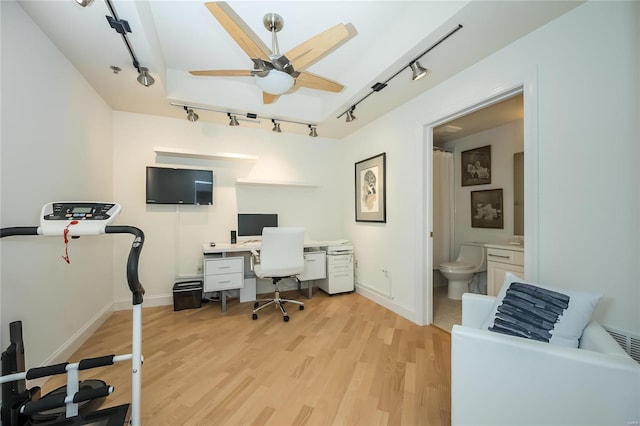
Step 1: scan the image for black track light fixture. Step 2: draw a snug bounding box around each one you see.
[184,106,199,122]
[337,24,462,122]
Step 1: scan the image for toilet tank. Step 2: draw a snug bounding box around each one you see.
[458,242,487,270]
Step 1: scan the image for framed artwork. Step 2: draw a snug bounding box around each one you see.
[461,145,491,186]
[471,189,503,229]
[355,153,386,222]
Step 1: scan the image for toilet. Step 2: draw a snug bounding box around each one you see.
[439,242,487,300]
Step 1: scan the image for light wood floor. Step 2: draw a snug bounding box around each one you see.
[43,291,451,425]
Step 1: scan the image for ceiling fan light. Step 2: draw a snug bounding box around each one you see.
[256,70,294,95]
[137,67,155,87]
[410,61,429,81]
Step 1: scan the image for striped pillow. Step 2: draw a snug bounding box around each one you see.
[483,273,602,347]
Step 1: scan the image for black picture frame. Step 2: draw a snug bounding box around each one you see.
[461,145,491,186]
[471,189,503,229]
[355,153,386,222]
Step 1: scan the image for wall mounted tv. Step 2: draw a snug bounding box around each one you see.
[146,166,213,205]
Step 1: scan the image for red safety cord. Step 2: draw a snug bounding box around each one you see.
[62,220,79,264]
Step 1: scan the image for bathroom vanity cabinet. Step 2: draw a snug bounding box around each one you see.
[485,243,524,296]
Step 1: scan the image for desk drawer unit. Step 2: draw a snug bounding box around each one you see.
[204,257,244,292]
[318,254,354,294]
[297,251,327,281]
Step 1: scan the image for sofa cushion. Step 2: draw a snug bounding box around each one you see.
[483,273,602,347]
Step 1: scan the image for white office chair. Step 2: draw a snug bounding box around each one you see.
[251,227,305,322]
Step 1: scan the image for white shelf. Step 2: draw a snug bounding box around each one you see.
[236,178,318,188]
[154,146,258,162]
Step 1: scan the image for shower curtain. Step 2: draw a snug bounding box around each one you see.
[432,150,454,267]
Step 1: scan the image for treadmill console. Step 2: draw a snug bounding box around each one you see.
[40,202,121,236]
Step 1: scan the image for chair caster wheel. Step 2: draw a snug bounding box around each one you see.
[254,302,259,309]
[252,313,258,320]
[299,305,304,311]
[283,315,289,322]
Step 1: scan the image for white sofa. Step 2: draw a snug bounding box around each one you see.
[451,293,640,426]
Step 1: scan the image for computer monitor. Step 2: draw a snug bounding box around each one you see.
[237,213,278,241]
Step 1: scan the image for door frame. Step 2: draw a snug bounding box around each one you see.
[419,73,539,326]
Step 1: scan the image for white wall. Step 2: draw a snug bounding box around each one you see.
[111,112,345,304]
[343,1,639,333]
[0,2,114,366]
[449,120,524,253]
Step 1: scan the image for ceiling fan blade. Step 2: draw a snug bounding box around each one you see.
[189,70,254,77]
[295,72,344,93]
[285,23,351,71]
[205,2,271,61]
[263,92,280,104]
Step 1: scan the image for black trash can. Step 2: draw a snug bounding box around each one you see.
[173,280,203,311]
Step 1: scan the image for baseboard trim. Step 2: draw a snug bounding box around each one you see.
[113,294,173,311]
[355,283,416,324]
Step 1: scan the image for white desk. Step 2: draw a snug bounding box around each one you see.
[202,240,330,255]
[202,240,331,312]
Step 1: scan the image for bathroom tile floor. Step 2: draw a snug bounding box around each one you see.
[433,285,462,333]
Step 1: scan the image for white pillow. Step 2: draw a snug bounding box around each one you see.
[482,273,602,347]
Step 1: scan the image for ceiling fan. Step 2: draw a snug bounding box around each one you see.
[189,2,353,104]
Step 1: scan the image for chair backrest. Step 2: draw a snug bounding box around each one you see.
[258,227,305,277]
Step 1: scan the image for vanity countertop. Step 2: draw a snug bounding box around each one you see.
[484,242,524,251]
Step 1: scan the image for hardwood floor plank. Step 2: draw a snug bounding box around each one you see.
[39,291,451,425]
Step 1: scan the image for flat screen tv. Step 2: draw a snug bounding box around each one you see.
[237,213,278,239]
[146,166,213,205]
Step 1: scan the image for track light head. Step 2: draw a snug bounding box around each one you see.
[228,113,239,127]
[185,108,198,122]
[136,67,154,86]
[410,61,429,81]
[346,106,356,123]
[272,120,281,133]
[75,0,94,6]
[308,125,318,138]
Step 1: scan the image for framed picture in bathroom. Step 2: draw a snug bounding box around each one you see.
[461,145,491,186]
[471,189,503,229]
[355,152,386,222]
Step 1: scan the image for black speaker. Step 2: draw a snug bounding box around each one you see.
[230,230,236,244]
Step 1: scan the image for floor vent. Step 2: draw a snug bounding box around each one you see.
[604,326,640,364]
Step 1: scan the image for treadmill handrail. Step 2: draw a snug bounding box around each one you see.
[105,226,145,305]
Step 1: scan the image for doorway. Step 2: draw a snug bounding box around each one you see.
[427,89,527,332]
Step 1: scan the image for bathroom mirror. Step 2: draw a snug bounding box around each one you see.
[513,152,524,236]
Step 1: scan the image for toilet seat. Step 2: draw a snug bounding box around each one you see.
[439,261,475,272]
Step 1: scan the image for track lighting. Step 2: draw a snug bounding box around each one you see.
[75,0,94,7]
[171,103,316,136]
[101,0,154,87]
[136,67,155,87]
[346,106,356,122]
[410,61,429,81]
[337,24,462,122]
[184,107,198,122]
